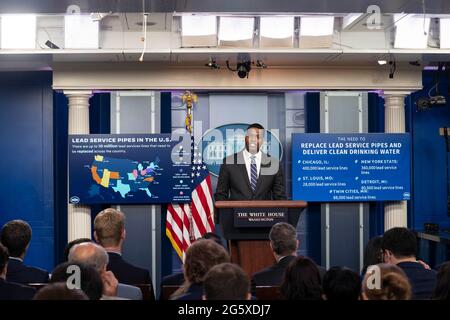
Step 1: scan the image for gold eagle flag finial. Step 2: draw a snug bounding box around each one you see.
[182,90,198,134]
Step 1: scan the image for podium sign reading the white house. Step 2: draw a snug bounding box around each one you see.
[233,208,288,227]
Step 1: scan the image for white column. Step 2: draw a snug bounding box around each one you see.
[383,91,409,231]
[65,90,92,242]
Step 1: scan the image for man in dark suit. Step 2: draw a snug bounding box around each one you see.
[215,123,286,201]
[382,227,437,299]
[251,222,325,294]
[0,220,49,284]
[94,208,152,288]
[0,243,36,300]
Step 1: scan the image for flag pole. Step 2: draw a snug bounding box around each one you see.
[182,90,198,242]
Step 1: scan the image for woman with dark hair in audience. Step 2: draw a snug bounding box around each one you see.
[170,239,230,300]
[280,256,322,300]
[361,236,383,275]
[362,263,412,300]
[432,262,450,300]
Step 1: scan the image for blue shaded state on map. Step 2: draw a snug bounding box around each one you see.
[90,154,159,200]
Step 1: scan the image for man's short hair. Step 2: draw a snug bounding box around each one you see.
[0,243,9,272]
[68,242,109,272]
[247,123,264,131]
[269,222,297,256]
[184,239,230,285]
[1,220,32,257]
[203,263,249,300]
[382,227,417,259]
[50,262,103,300]
[94,208,125,247]
[322,267,361,300]
[33,282,89,300]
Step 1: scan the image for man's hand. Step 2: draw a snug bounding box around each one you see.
[417,260,431,270]
[101,270,119,297]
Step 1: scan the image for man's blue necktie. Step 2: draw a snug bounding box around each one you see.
[250,155,257,192]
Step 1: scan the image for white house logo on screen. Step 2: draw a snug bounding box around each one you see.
[200,123,283,176]
[403,192,411,200]
[69,196,80,204]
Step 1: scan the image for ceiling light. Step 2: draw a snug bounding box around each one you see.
[219,17,254,42]
[394,14,430,49]
[1,15,36,49]
[377,60,387,65]
[182,15,217,36]
[300,16,334,36]
[440,18,450,49]
[65,15,99,49]
[260,17,294,39]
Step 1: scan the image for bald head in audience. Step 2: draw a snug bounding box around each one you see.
[68,242,118,297]
[69,242,108,271]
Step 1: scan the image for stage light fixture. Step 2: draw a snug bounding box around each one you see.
[205,58,220,69]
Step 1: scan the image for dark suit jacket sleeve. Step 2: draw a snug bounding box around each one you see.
[214,161,230,201]
[250,277,257,296]
[272,163,287,200]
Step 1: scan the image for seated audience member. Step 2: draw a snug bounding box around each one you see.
[201,232,225,247]
[252,223,324,293]
[69,242,142,300]
[322,267,361,300]
[362,263,412,300]
[362,236,383,275]
[203,263,250,300]
[1,220,49,284]
[432,262,450,300]
[382,227,436,299]
[94,208,152,287]
[280,256,322,300]
[171,239,230,300]
[50,262,104,300]
[0,243,36,300]
[33,282,88,300]
[63,238,92,261]
[160,232,225,299]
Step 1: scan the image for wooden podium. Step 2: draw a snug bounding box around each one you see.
[214,200,307,276]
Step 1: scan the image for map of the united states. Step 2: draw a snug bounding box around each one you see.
[89,155,159,199]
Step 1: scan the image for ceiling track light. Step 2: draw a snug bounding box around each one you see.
[225,59,267,79]
[205,58,220,69]
[388,56,396,79]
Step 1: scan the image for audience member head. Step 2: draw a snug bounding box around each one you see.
[64,238,92,261]
[203,263,250,300]
[382,227,417,264]
[322,267,361,300]
[50,262,103,300]
[201,232,223,246]
[362,236,383,274]
[432,262,450,300]
[362,263,412,300]
[184,239,230,285]
[0,243,9,279]
[1,220,32,258]
[68,242,109,272]
[94,208,125,249]
[280,256,322,300]
[33,282,89,300]
[269,222,298,259]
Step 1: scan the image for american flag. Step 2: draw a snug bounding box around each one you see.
[166,136,215,260]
